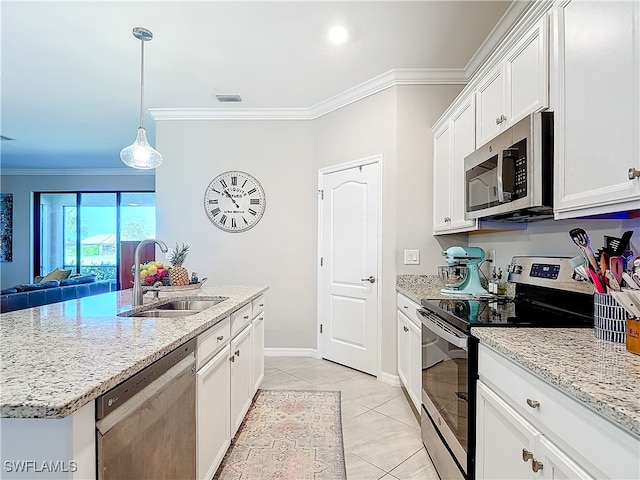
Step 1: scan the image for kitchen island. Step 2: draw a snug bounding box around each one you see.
[0,285,267,479]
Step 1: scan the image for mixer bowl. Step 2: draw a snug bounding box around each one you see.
[438,265,469,287]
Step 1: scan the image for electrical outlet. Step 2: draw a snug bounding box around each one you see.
[404,249,420,265]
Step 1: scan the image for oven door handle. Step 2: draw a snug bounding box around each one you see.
[419,310,467,350]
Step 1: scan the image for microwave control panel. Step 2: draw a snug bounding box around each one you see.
[507,138,527,198]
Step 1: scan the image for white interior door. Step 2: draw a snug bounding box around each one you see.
[318,159,380,376]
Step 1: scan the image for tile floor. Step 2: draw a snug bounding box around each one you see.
[263,356,440,480]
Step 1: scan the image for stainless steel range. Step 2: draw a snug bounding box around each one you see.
[418,256,594,480]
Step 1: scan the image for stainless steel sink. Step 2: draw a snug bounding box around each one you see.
[129,309,201,318]
[156,298,226,311]
[118,296,228,318]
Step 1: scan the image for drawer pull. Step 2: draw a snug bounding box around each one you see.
[217,335,224,341]
[526,399,540,409]
[532,459,544,473]
[259,303,264,307]
[403,305,409,309]
[235,349,240,357]
[522,449,533,462]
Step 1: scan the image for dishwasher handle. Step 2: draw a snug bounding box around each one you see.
[96,353,195,435]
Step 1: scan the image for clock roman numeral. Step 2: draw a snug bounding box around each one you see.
[243,217,248,225]
[212,188,221,195]
[249,208,257,216]
[250,198,260,205]
[220,179,228,189]
[241,179,248,188]
[231,218,237,228]
[231,176,237,186]
[208,199,218,204]
[247,188,257,195]
[211,207,221,216]
[220,214,227,225]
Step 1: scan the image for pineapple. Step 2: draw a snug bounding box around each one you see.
[169,243,190,286]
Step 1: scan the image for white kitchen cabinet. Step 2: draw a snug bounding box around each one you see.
[475,16,549,147]
[230,323,253,436]
[477,343,639,480]
[252,311,265,393]
[396,293,422,413]
[432,94,478,234]
[196,345,230,480]
[553,0,640,218]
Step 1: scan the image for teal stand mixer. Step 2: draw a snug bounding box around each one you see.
[439,246,490,296]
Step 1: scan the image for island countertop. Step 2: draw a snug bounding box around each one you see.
[473,327,640,438]
[0,285,268,419]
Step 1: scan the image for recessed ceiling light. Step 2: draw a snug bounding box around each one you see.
[327,26,349,45]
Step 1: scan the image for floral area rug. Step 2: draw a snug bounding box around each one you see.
[214,389,346,480]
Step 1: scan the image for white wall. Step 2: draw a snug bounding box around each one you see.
[470,217,640,274]
[313,84,462,374]
[155,119,317,350]
[0,174,154,288]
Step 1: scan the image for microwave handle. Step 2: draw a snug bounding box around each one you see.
[497,149,505,203]
[419,310,468,350]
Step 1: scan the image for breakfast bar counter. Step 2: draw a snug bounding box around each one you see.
[0,285,268,419]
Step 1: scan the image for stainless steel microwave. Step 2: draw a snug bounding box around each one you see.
[464,112,554,221]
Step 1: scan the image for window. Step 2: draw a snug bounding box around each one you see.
[35,191,155,289]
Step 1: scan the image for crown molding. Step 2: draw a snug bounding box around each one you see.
[0,168,154,176]
[149,68,468,122]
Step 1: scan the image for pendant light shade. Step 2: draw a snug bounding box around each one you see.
[120,27,163,169]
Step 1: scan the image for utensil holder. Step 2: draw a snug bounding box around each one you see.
[593,293,627,343]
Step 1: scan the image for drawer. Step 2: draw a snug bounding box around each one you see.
[478,344,639,480]
[252,294,266,318]
[397,293,421,327]
[197,317,230,369]
[230,302,253,337]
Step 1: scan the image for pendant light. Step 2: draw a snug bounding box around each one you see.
[120,27,163,169]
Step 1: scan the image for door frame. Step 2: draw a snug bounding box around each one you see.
[316,154,383,378]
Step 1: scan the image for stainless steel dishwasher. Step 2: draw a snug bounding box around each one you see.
[96,338,197,480]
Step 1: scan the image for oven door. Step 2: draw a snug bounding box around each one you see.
[419,308,469,479]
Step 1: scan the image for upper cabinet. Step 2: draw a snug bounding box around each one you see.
[552,0,640,218]
[475,17,549,147]
[433,94,478,234]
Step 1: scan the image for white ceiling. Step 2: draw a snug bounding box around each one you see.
[0,0,520,171]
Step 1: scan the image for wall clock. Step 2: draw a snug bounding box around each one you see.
[203,171,266,232]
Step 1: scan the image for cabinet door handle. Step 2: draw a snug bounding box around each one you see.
[230,356,235,363]
[522,449,533,462]
[259,303,264,307]
[244,315,249,320]
[403,305,408,309]
[217,335,224,341]
[629,167,640,180]
[526,398,540,409]
[403,326,409,332]
[235,349,240,357]
[532,459,544,472]
[361,276,376,283]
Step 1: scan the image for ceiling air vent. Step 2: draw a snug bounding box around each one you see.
[215,94,242,103]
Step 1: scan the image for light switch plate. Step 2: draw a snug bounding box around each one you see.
[404,249,420,265]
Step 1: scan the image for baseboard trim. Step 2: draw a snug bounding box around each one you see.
[265,347,319,358]
[378,371,401,387]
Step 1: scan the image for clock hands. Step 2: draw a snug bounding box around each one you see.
[222,189,240,208]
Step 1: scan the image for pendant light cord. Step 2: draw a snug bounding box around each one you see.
[138,36,145,129]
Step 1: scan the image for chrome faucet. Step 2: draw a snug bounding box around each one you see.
[132,238,168,306]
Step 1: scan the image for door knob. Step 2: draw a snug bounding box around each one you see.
[361,276,376,283]
[522,448,533,462]
[629,167,640,180]
[532,459,544,472]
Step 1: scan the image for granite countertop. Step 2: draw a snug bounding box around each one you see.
[473,328,640,438]
[0,284,268,419]
[396,274,447,304]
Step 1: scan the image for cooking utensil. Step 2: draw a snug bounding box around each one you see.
[609,256,624,285]
[605,230,634,256]
[622,272,640,289]
[573,264,591,282]
[588,266,607,294]
[610,291,640,318]
[599,251,610,273]
[605,271,621,292]
[569,228,602,278]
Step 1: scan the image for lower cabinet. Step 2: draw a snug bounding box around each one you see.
[230,323,253,437]
[477,344,639,480]
[196,345,231,480]
[396,293,422,413]
[252,312,265,392]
